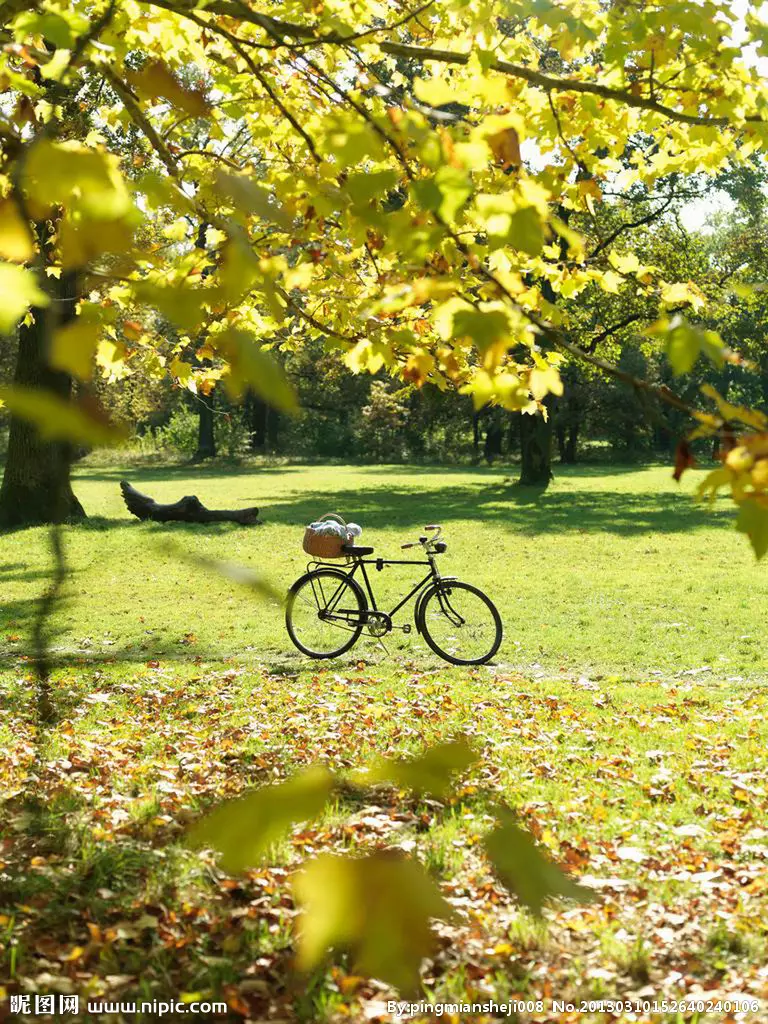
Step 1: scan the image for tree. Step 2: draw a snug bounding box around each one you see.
[2,0,768,550]
[0,249,85,526]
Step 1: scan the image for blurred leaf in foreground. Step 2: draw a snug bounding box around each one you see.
[0,387,125,446]
[736,498,768,560]
[169,546,283,604]
[361,737,477,796]
[187,766,333,874]
[484,808,593,917]
[0,263,48,333]
[294,851,454,994]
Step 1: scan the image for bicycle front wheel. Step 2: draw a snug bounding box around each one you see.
[417,581,502,666]
[286,568,366,659]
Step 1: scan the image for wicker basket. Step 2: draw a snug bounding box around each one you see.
[303,513,348,559]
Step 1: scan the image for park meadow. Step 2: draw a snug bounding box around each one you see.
[2,459,767,1022]
[4,0,768,1019]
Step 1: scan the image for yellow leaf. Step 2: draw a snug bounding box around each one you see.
[0,386,125,446]
[413,76,457,107]
[345,339,389,375]
[0,198,33,262]
[211,327,297,411]
[608,250,640,275]
[661,280,707,311]
[0,262,47,333]
[488,127,521,169]
[170,356,194,384]
[164,218,189,241]
[23,140,132,221]
[293,852,454,994]
[96,339,129,380]
[127,60,210,117]
[597,270,623,294]
[50,319,100,380]
[59,215,133,269]
[529,365,563,401]
[284,263,315,290]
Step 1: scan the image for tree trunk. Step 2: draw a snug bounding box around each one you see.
[564,421,579,463]
[517,396,554,486]
[484,408,503,462]
[0,256,85,529]
[247,391,268,450]
[121,481,260,524]
[556,423,567,463]
[195,390,216,460]
[266,406,280,449]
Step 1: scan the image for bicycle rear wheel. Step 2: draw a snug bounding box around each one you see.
[286,568,366,659]
[417,581,502,665]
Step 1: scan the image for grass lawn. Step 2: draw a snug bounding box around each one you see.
[1,458,766,680]
[1,459,767,1022]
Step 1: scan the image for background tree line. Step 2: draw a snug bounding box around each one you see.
[4,163,762,470]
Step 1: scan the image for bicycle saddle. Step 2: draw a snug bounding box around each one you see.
[342,544,374,556]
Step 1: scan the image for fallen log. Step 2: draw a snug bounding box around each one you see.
[120,480,261,525]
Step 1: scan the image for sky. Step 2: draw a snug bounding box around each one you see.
[680,0,766,230]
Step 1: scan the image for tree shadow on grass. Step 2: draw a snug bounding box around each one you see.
[63,515,258,535]
[261,483,734,537]
[72,462,306,483]
[22,478,734,539]
[0,563,59,583]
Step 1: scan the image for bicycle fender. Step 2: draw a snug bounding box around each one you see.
[414,577,458,632]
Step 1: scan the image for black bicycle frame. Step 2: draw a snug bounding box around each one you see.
[310,555,440,622]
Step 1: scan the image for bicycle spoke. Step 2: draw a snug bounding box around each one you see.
[286,570,365,658]
[419,583,501,665]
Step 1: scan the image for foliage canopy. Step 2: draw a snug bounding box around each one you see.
[2,0,768,546]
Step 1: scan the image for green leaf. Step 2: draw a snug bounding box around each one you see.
[484,809,592,917]
[736,499,768,560]
[362,738,477,796]
[346,170,398,206]
[293,852,454,993]
[412,167,473,223]
[187,766,333,874]
[166,546,282,603]
[13,10,87,49]
[648,316,725,376]
[0,387,125,446]
[665,322,700,374]
[0,263,47,333]
[210,328,298,411]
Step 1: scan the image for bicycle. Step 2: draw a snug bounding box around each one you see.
[285,525,502,665]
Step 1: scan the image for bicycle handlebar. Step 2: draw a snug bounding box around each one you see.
[401,524,443,550]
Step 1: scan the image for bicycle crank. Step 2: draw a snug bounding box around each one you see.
[366,611,392,637]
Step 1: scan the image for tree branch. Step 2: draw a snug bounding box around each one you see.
[588,194,676,260]
[586,312,646,353]
[101,67,180,177]
[376,41,760,129]
[551,334,695,415]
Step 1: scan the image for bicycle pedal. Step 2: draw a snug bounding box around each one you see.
[402,624,411,634]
